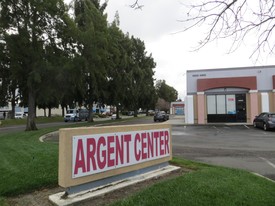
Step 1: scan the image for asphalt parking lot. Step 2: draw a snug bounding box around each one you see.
[172,125,275,181]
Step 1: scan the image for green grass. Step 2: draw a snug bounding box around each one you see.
[111,159,275,206]
[0,114,143,127]
[0,116,64,127]
[0,122,275,206]
[0,128,59,196]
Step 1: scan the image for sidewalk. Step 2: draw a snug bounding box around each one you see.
[167,115,185,125]
[167,115,252,126]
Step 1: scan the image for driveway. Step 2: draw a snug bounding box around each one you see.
[172,124,275,181]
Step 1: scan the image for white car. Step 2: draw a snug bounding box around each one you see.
[111,114,117,120]
[15,112,25,119]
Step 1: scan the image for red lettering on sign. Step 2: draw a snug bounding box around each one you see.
[74,139,86,175]
[160,131,165,155]
[165,130,170,154]
[141,132,147,160]
[147,132,154,158]
[86,138,96,172]
[116,135,124,165]
[97,137,106,169]
[154,132,160,156]
[124,134,131,163]
[134,133,141,161]
[107,135,115,167]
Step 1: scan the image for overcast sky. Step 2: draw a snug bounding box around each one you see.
[104,0,275,100]
[67,0,275,99]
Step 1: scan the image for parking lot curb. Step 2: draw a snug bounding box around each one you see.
[39,131,59,142]
[252,172,275,183]
[171,123,253,126]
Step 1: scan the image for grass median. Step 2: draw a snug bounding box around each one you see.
[0,124,275,206]
[112,158,275,206]
[0,116,64,127]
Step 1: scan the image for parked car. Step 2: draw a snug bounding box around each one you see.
[15,112,26,119]
[111,114,115,120]
[253,112,275,131]
[154,111,169,122]
[148,110,155,116]
[127,111,134,116]
[64,109,89,122]
[0,112,4,120]
[111,114,117,120]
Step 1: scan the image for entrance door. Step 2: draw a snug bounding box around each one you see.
[236,94,246,122]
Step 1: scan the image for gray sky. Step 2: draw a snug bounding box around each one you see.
[67,0,275,99]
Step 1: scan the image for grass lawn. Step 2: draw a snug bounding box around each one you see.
[0,124,275,205]
[0,116,64,127]
[111,158,275,206]
[0,114,143,127]
[0,128,59,197]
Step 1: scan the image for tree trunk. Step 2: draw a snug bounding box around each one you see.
[11,89,16,119]
[61,105,66,117]
[87,102,94,122]
[116,104,120,119]
[26,88,37,131]
[48,107,52,117]
[134,109,138,117]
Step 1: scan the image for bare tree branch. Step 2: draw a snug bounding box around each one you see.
[129,0,275,60]
[129,0,144,10]
[181,0,275,60]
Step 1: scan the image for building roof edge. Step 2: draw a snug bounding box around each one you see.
[186,65,275,73]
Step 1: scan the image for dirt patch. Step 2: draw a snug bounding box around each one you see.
[41,131,59,143]
[7,168,188,206]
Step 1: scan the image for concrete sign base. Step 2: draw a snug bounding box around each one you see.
[49,165,180,206]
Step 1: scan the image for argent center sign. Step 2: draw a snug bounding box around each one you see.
[72,129,170,178]
[59,124,172,188]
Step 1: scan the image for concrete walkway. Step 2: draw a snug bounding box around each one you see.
[167,115,253,126]
[167,115,185,125]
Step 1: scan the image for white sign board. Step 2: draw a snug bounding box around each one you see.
[72,129,170,178]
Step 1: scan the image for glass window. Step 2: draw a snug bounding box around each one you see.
[217,95,226,114]
[207,95,216,114]
[226,95,236,114]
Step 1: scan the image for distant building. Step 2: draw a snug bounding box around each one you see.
[0,103,62,118]
[1,103,109,118]
[185,65,275,124]
[0,106,10,120]
[170,101,185,115]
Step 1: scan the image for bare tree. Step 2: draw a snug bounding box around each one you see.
[182,0,275,59]
[130,0,275,59]
[129,0,144,10]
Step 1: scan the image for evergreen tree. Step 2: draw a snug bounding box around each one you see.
[106,20,132,119]
[124,36,156,117]
[0,0,71,130]
[155,80,178,103]
[73,0,109,121]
